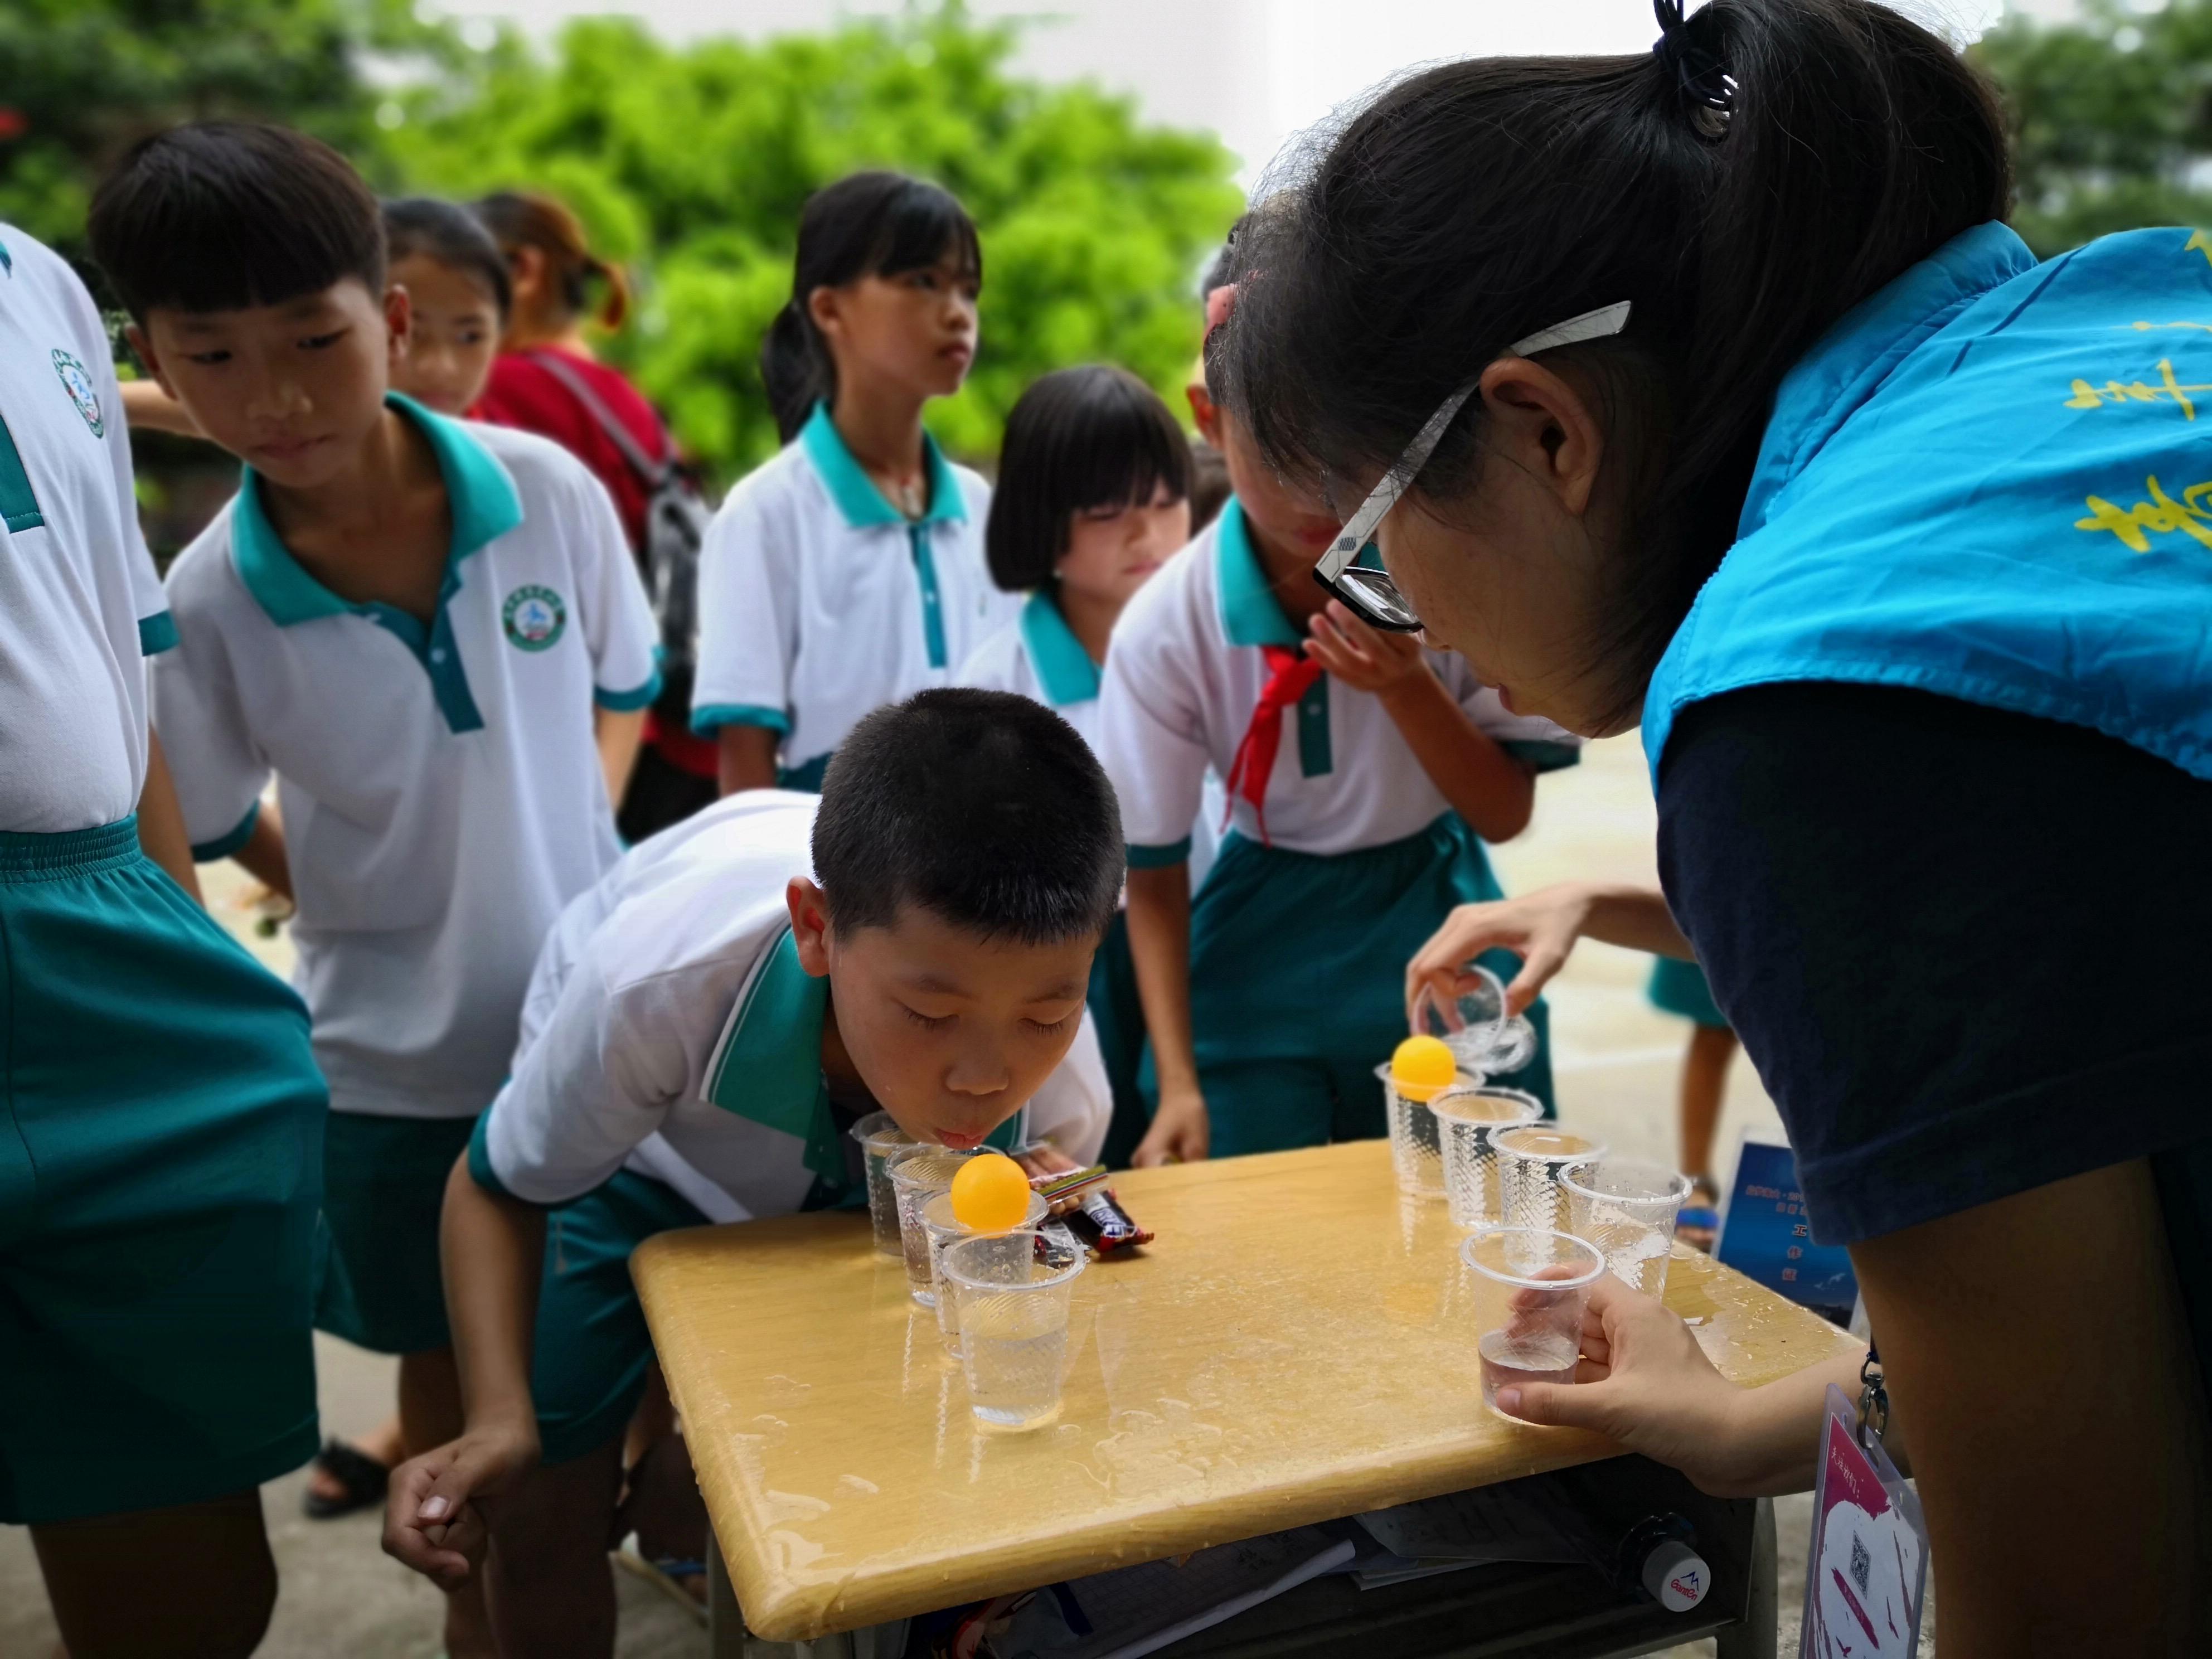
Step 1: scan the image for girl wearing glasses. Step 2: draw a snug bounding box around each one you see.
[1213,0,2212,1646]
[1097,254,1580,1166]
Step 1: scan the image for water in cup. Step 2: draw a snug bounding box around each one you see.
[958,1291,1071,1427]
[1478,1328,1579,1406]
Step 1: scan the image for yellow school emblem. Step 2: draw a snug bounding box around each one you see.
[502,584,566,651]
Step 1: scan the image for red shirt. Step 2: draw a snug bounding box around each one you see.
[475,348,719,777]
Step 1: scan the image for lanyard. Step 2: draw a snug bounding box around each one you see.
[1856,1337,1890,1450]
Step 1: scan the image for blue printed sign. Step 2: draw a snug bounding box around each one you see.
[1716,1137,1859,1327]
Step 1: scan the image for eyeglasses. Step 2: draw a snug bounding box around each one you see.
[1312,301,1634,632]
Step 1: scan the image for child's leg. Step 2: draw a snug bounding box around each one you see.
[31,1489,276,1659]
[399,1347,496,1658]
[484,1434,627,1659]
[1679,1022,1739,1180]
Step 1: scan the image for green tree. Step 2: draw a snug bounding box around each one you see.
[383,7,1243,478]
[0,0,453,265]
[1972,0,2212,256]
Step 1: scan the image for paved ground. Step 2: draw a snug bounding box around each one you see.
[1,738,1919,1655]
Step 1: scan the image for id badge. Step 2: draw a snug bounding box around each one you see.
[1799,1384,1927,1658]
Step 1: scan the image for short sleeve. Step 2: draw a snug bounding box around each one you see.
[691,478,796,738]
[1022,1007,1111,1167]
[471,940,690,1206]
[1435,655,1582,772]
[1097,589,1210,863]
[1657,682,2212,1247]
[564,464,660,709]
[149,589,269,859]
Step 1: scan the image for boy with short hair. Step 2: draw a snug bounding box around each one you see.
[89,119,660,1656]
[0,220,327,1653]
[382,688,1117,1658]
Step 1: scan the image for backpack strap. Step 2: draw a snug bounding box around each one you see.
[525,350,672,487]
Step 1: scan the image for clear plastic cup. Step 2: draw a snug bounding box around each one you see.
[1495,1124,1609,1234]
[851,1110,916,1258]
[921,1187,1050,1354]
[1410,961,1508,1069]
[887,1145,982,1307]
[1460,1228,1605,1419]
[1562,1157,1692,1298]
[1433,1085,1544,1230]
[940,1230,1085,1428]
[1377,1061,1454,1199]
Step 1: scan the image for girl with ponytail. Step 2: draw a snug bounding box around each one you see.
[692,171,1008,794]
[1219,0,2212,1643]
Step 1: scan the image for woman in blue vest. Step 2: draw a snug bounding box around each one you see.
[1211,0,2212,1646]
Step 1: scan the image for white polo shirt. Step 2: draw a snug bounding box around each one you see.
[470,790,1111,1221]
[690,404,1012,788]
[0,225,174,833]
[1099,498,1583,864]
[154,399,661,1118]
[954,590,1103,753]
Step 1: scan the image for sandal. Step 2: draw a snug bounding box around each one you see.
[1675,1175,1721,1253]
[302,1436,390,1520]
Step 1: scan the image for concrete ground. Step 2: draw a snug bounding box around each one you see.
[1,736,1922,1655]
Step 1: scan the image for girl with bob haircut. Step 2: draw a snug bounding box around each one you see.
[692,171,1010,795]
[959,364,1194,1165]
[1214,0,2212,1645]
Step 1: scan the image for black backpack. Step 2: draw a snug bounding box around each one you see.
[527,352,710,725]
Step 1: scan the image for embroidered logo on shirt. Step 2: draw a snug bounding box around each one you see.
[502,584,566,651]
[52,351,104,438]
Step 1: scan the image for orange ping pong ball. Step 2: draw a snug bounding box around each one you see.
[1390,1034,1457,1103]
[949,1151,1032,1232]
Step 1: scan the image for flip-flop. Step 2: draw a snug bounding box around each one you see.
[614,1539,709,1626]
[1675,1176,1721,1253]
[302,1437,390,1520]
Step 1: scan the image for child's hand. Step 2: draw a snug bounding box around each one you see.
[1303,600,1428,694]
[1491,1276,1750,1494]
[1406,884,1597,1021]
[381,1419,540,1588]
[1132,1083,1210,1166]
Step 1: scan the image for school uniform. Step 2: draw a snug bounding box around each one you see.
[1648,955,1729,1029]
[469,790,1111,1462]
[690,403,1013,788]
[0,225,327,1524]
[1098,498,1582,1156]
[156,396,659,1355]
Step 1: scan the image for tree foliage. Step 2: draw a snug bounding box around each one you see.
[1973,0,2212,256]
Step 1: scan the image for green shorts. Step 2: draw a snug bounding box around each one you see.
[1648,954,1730,1029]
[0,819,327,1525]
[531,1171,707,1466]
[1147,813,1554,1157]
[1088,911,1150,1168]
[315,1110,479,1355]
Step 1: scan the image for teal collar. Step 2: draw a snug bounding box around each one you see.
[1021,590,1101,707]
[799,401,967,528]
[703,928,846,1182]
[231,392,525,627]
[1215,496,1300,648]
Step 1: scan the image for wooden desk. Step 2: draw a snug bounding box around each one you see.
[633,1140,1856,1644]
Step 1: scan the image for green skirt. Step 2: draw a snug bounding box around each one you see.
[1148,812,1554,1158]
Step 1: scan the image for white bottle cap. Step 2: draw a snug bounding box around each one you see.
[1642,1539,1710,1612]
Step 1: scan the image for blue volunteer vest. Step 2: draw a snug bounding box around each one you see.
[1644,221,2212,784]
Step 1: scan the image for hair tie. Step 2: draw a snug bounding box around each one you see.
[1204,281,1238,340]
[1652,0,1733,140]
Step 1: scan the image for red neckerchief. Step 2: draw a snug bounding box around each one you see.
[1223,644,1322,846]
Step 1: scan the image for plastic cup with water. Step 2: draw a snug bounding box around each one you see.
[887,1144,982,1307]
[921,1187,1049,1354]
[1495,1123,1609,1234]
[851,1110,916,1258]
[1562,1157,1692,1298]
[1460,1227,1605,1419]
[1433,1085,1544,1230]
[941,1230,1085,1428]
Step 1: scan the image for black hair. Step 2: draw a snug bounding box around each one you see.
[384,197,512,322]
[1187,440,1233,533]
[761,171,982,444]
[813,689,1123,945]
[1212,0,2009,728]
[89,121,386,321]
[985,366,1192,591]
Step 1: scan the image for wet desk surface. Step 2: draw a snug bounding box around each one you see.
[633,1138,1857,1642]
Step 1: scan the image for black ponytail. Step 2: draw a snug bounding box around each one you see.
[1214,0,2010,727]
[761,171,982,445]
